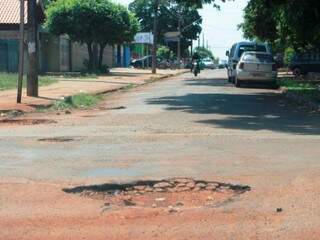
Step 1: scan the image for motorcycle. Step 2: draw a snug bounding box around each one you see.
[192,60,201,76]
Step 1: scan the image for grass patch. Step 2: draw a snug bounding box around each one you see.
[279,78,320,103]
[52,93,102,110]
[0,72,57,91]
[121,83,136,91]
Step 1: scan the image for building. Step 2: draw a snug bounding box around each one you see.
[0,0,115,73]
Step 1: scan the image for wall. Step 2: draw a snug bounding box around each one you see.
[71,43,114,71]
[1,30,114,73]
[59,36,70,72]
[40,33,59,72]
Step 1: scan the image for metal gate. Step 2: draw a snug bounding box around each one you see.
[0,40,18,72]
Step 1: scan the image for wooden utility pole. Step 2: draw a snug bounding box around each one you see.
[27,0,38,97]
[152,0,159,74]
[17,0,25,103]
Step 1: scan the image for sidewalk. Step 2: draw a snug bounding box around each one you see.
[0,68,187,113]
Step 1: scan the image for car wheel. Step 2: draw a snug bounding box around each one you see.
[235,78,241,88]
[292,67,301,77]
[270,81,279,89]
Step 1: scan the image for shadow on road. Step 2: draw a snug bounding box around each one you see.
[186,78,278,90]
[186,78,230,87]
[147,79,320,135]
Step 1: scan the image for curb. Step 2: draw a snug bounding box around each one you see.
[281,87,320,112]
[83,70,189,96]
[0,70,189,117]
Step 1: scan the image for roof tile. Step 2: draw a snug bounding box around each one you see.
[0,0,44,25]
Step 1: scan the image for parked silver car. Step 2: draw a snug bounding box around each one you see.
[235,51,278,88]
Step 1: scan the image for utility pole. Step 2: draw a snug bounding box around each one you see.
[17,0,25,103]
[152,0,160,74]
[27,0,38,97]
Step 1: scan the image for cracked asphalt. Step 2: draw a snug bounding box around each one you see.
[0,69,320,239]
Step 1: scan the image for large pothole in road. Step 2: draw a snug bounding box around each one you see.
[63,178,250,211]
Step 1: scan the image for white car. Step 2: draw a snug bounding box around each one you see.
[235,51,278,88]
[202,59,215,69]
[226,41,271,83]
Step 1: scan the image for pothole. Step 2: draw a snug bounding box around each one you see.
[106,106,126,110]
[63,178,251,210]
[38,137,75,142]
[0,119,57,125]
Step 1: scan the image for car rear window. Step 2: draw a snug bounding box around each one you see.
[242,53,274,63]
[238,45,267,58]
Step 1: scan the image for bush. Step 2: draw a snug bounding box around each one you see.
[53,93,102,110]
[284,47,295,66]
[157,45,175,60]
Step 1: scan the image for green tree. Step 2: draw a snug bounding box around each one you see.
[46,0,139,70]
[157,45,173,59]
[240,0,320,52]
[129,0,202,55]
[194,46,214,60]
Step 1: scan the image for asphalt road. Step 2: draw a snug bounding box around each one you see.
[1,69,319,183]
[1,69,320,239]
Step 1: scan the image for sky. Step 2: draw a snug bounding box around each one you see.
[115,0,249,60]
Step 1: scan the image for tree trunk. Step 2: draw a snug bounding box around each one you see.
[98,43,106,69]
[93,42,99,69]
[87,42,94,70]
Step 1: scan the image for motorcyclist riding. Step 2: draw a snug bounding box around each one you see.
[191,52,201,76]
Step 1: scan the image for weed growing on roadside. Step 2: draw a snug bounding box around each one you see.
[53,93,103,110]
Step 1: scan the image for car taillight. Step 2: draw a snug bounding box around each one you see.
[239,63,244,69]
[272,64,277,71]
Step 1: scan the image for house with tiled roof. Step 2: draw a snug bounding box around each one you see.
[0,0,114,72]
[0,0,44,72]
[0,0,44,27]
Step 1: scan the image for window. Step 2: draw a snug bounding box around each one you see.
[242,53,274,63]
[230,44,236,58]
[238,45,267,58]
